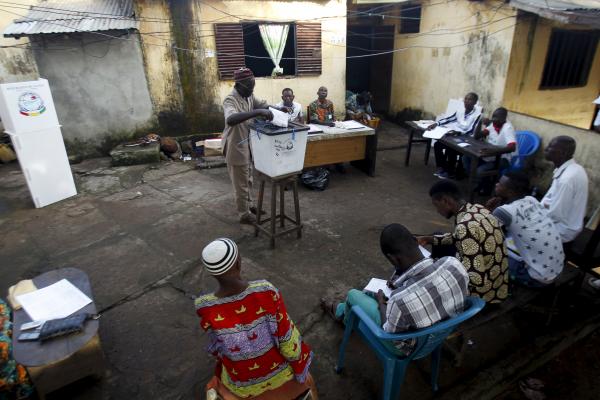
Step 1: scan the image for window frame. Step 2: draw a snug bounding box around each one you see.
[539,28,599,90]
[213,21,322,80]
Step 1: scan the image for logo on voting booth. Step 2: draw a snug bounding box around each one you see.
[18,92,46,116]
[274,138,295,156]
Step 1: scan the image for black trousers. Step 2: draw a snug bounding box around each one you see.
[434,141,460,174]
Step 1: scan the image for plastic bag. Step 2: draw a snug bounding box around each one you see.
[301,167,330,191]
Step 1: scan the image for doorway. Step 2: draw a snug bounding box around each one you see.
[345,25,394,115]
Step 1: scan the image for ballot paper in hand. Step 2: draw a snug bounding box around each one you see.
[364,278,393,297]
[268,107,289,128]
[16,279,92,322]
[422,126,450,140]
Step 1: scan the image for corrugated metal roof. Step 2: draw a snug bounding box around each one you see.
[3,0,138,37]
[510,0,600,28]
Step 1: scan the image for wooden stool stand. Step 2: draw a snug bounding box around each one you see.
[254,172,302,248]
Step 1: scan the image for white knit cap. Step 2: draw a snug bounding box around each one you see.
[202,238,239,275]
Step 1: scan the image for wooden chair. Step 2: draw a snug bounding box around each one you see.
[206,373,318,399]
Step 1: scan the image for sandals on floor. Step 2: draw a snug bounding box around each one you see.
[320,297,342,323]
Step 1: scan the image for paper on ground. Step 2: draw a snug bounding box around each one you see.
[423,126,450,139]
[363,278,393,297]
[414,120,435,129]
[16,279,92,321]
[268,107,289,128]
[335,120,365,130]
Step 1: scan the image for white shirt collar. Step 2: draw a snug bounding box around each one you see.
[553,158,575,179]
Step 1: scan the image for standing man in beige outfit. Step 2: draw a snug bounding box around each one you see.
[222,68,285,224]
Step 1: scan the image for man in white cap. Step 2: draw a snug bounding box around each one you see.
[195,238,314,398]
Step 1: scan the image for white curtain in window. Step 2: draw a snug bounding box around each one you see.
[258,24,289,76]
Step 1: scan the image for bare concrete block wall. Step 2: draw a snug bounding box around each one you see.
[31,31,156,157]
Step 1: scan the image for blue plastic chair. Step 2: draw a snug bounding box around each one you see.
[335,296,485,400]
[508,130,541,172]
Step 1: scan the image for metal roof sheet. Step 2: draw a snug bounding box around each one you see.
[510,0,600,28]
[3,0,137,37]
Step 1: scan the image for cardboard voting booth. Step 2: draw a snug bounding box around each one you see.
[0,79,77,208]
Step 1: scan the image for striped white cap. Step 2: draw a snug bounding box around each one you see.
[202,238,239,275]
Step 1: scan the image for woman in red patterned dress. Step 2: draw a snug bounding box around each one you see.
[196,238,314,399]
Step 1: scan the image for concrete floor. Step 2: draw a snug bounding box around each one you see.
[0,122,594,399]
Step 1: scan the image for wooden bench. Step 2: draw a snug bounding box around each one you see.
[447,263,581,366]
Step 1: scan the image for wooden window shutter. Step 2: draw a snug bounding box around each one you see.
[296,23,322,76]
[214,23,245,80]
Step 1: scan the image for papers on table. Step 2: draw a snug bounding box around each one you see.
[307,124,323,134]
[334,120,366,130]
[268,107,289,128]
[422,126,450,140]
[16,279,92,322]
[413,120,435,129]
[364,278,393,297]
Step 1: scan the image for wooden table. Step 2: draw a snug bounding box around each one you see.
[439,134,512,202]
[12,268,105,399]
[404,121,433,166]
[303,125,377,176]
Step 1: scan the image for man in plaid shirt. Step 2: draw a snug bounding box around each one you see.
[322,224,469,355]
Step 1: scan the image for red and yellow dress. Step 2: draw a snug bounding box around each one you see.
[195,280,312,398]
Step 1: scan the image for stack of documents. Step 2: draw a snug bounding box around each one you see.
[423,126,450,140]
[16,279,92,321]
[334,120,365,130]
[413,120,435,129]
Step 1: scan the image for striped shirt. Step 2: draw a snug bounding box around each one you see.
[385,257,469,335]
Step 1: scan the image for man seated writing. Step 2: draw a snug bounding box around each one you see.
[196,238,314,399]
[418,180,509,303]
[486,172,565,287]
[463,107,517,195]
[276,88,304,123]
[346,90,374,121]
[428,92,481,179]
[309,86,335,127]
[321,224,469,356]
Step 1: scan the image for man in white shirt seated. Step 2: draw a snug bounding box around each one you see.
[541,136,588,244]
[463,107,517,195]
[276,88,304,123]
[427,92,481,179]
[487,172,564,287]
